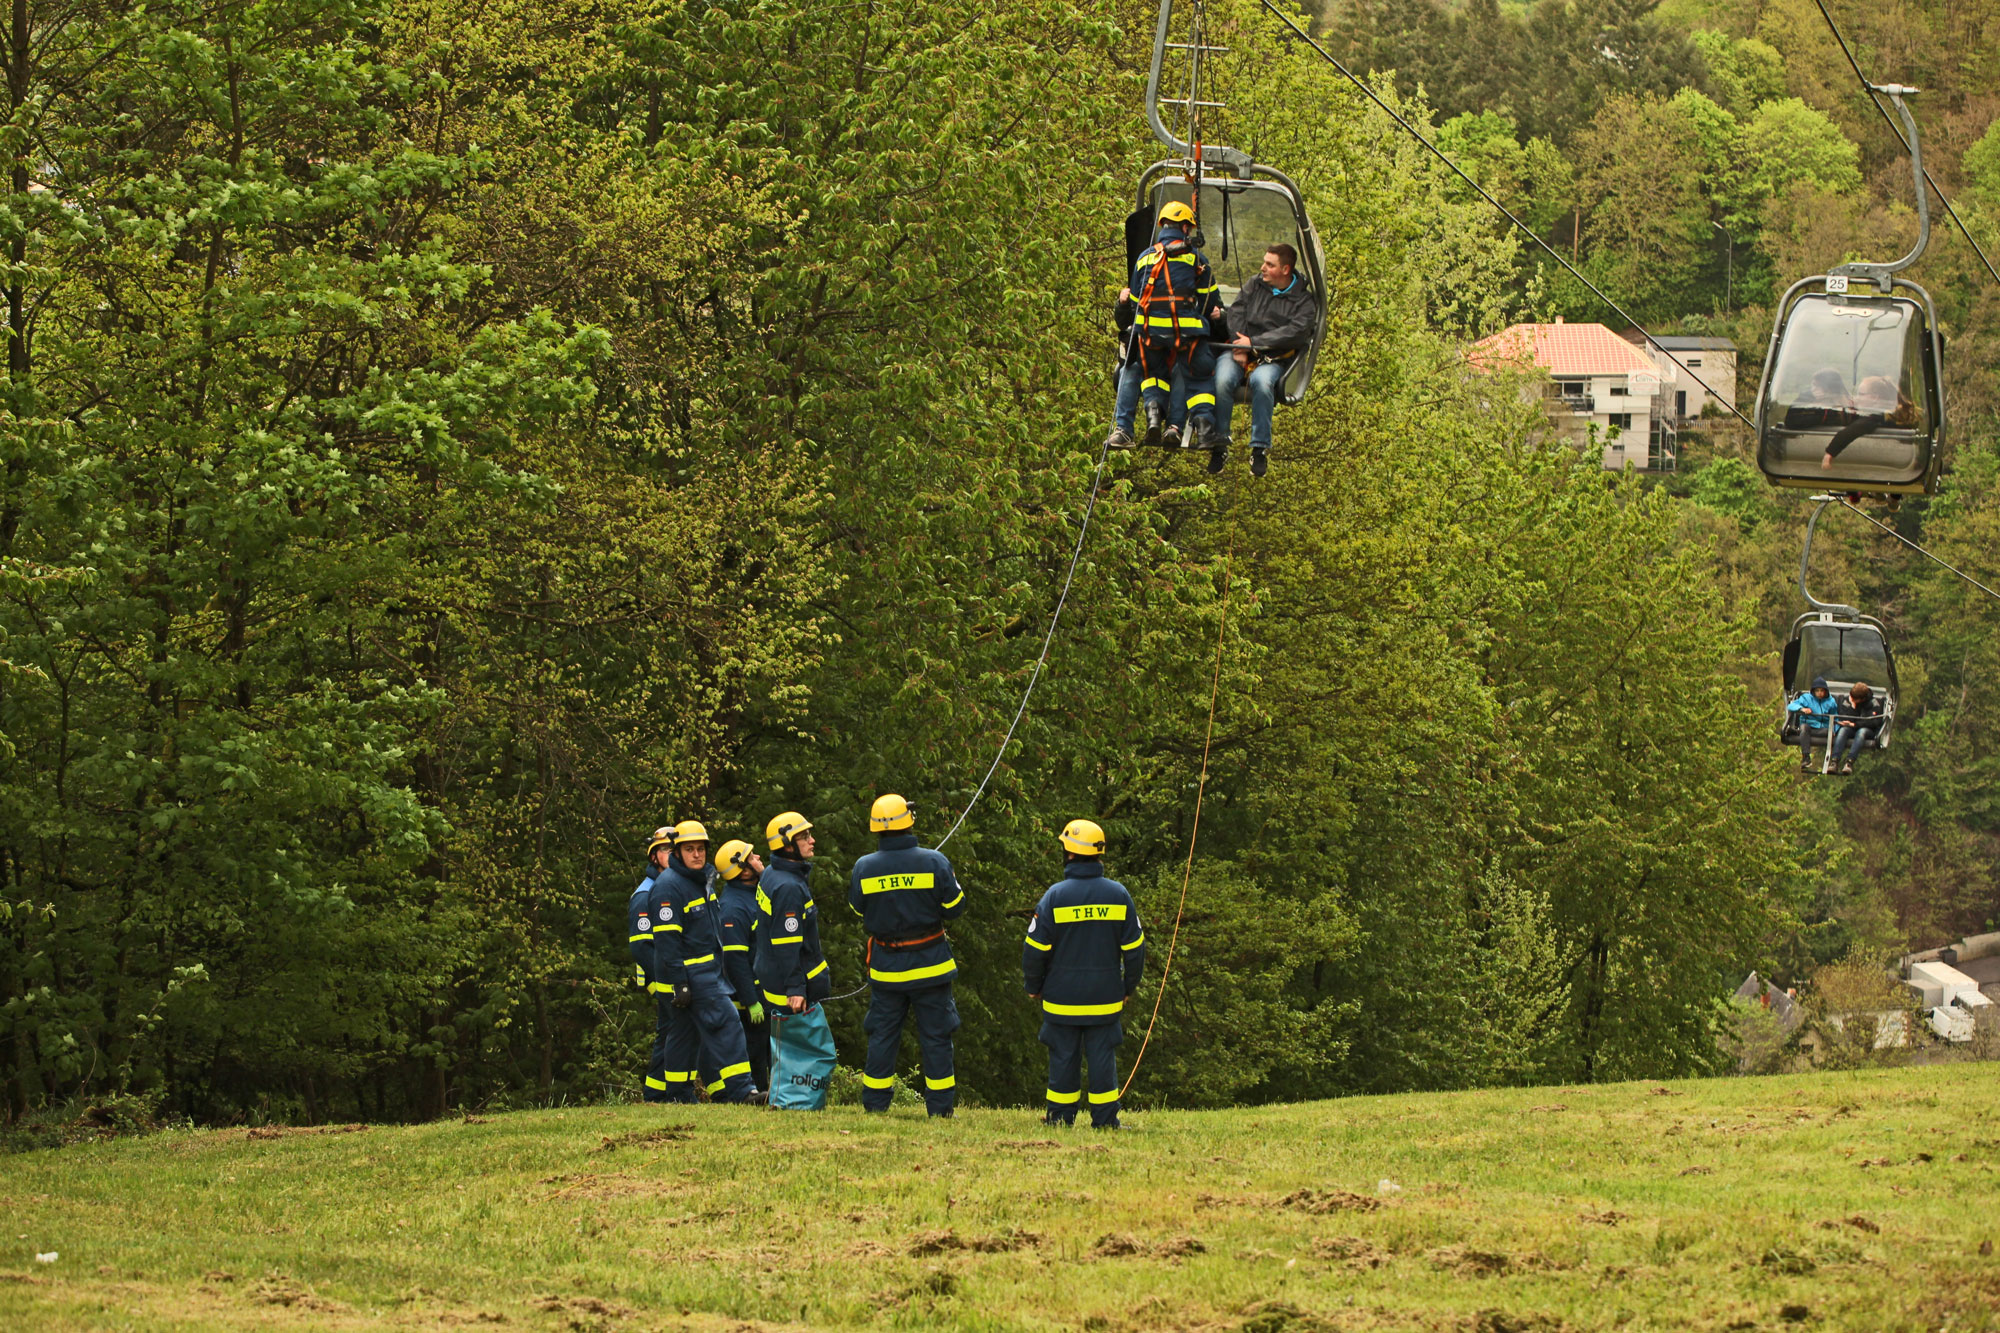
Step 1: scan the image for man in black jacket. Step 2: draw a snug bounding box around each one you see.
[1211,243,1319,477]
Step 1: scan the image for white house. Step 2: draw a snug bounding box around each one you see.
[1469,319,1673,471]
[1636,334,1738,422]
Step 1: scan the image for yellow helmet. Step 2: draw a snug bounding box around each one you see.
[869,793,914,833]
[673,819,709,845]
[1059,818,1107,856]
[766,811,813,852]
[646,824,676,855]
[1158,200,1195,225]
[714,839,755,880]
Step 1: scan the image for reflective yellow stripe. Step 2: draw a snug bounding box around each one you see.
[705,1077,726,1094]
[756,888,773,914]
[1046,1088,1081,1104]
[869,958,957,983]
[1141,377,1168,391]
[1165,253,1197,265]
[925,1075,955,1091]
[1088,1089,1119,1104]
[628,933,650,943]
[662,1071,692,1083]
[940,892,964,909]
[863,1074,896,1090]
[684,953,716,966]
[644,1076,667,1091]
[768,935,803,945]
[1185,394,1216,409]
[763,989,791,1006]
[1043,999,1123,1016]
[722,944,750,952]
[1023,934,1052,952]
[718,1062,750,1080]
[861,872,935,894]
[1121,933,1145,951]
[806,960,828,979]
[1144,316,1203,328]
[1053,904,1128,924]
[653,923,682,935]
[648,982,672,994]
[684,898,706,911]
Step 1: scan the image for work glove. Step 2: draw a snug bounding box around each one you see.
[634,965,646,988]
[748,1002,766,1025]
[672,984,692,1008]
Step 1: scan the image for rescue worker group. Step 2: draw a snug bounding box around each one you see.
[626,797,1146,1129]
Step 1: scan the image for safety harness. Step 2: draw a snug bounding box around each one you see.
[865,928,948,971]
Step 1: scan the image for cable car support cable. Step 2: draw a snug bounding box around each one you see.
[1834,497,2000,607]
[1253,0,1755,433]
[1811,0,2000,289]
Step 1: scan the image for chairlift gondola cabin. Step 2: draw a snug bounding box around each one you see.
[1754,87,1946,498]
[1123,0,1329,407]
[1779,612,1899,757]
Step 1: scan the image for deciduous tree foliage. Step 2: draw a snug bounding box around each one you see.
[0,0,1830,1121]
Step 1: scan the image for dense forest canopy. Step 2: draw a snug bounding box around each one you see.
[0,0,1992,1124]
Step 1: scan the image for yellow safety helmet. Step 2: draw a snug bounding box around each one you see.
[1059,818,1107,856]
[766,811,813,852]
[714,839,755,880]
[1157,200,1195,225]
[869,793,914,833]
[646,824,676,855]
[673,819,709,845]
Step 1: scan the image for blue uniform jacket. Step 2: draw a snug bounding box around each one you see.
[848,832,966,991]
[1022,858,1145,1024]
[755,855,831,1007]
[717,875,761,1012]
[626,874,657,988]
[1124,223,1220,341]
[648,857,730,993]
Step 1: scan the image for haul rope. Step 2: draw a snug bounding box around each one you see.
[1121,480,1237,1097]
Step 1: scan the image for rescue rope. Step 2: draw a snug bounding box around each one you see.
[935,436,1114,851]
[1120,480,1237,1099]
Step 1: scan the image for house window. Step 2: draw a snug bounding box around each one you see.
[1554,378,1586,397]
[1608,413,1633,430]
[1607,383,1626,396]
[1687,357,1703,368]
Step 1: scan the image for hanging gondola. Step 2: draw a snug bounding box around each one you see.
[1779,499,1899,769]
[1755,86,1946,497]
[1123,0,1328,408]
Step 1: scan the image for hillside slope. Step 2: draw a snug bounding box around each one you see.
[3,1068,1997,1332]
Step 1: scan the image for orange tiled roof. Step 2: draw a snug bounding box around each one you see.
[1469,322,1661,378]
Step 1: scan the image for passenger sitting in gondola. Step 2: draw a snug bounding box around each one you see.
[1783,369,1851,432]
[1787,676,1837,772]
[1210,243,1320,478]
[1828,681,1883,774]
[1105,201,1224,452]
[1821,376,1917,471]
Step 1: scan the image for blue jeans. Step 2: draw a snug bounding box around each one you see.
[1831,725,1877,764]
[1214,355,1286,448]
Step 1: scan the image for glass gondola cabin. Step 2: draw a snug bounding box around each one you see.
[1779,612,1898,753]
[1125,165,1328,407]
[1756,278,1945,496]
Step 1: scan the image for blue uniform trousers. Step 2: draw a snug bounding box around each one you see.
[862,983,959,1116]
[1041,1018,1123,1128]
[659,969,756,1103]
[644,1016,672,1102]
[1137,339,1216,423]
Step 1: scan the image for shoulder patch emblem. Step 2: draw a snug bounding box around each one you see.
[1028,913,1038,933]
[638,916,650,932]
[785,915,799,933]
[662,905,674,921]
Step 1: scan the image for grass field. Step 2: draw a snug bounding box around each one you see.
[2,1065,1997,1332]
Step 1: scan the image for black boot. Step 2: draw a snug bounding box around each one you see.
[1206,444,1226,474]
[1142,400,1164,449]
[1250,448,1269,478]
[1163,423,1182,450]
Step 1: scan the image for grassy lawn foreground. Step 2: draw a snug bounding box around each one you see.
[2,1065,1997,1331]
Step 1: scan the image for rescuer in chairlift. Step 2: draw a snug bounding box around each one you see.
[1105,201,1225,452]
